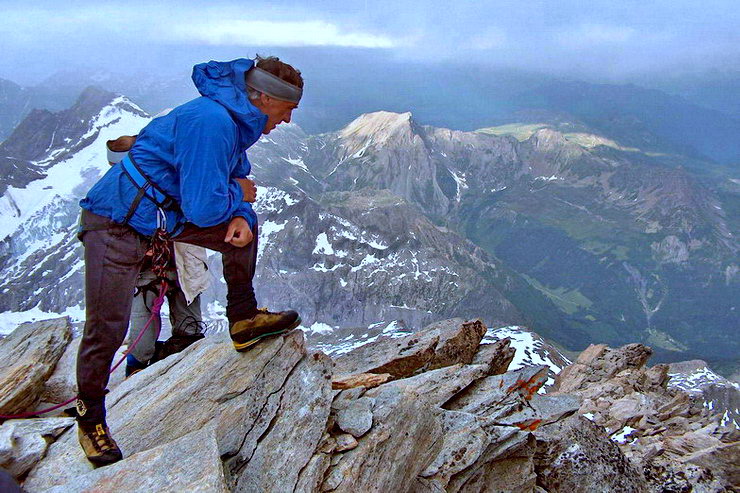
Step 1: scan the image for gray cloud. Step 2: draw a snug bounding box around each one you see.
[1,0,738,84]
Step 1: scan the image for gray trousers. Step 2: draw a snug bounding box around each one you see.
[127,268,202,364]
[76,209,258,422]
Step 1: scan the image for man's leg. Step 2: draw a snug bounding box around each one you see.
[76,210,146,465]
[148,287,206,360]
[173,222,259,324]
[174,221,300,350]
[169,289,203,337]
[126,269,161,374]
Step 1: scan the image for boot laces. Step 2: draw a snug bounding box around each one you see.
[92,424,116,452]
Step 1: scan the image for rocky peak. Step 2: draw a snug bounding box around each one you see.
[338,111,420,154]
[0,86,137,194]
[525,127,585,165]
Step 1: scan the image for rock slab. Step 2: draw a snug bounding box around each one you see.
[0,318,72,415]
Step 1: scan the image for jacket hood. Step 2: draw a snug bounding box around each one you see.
[191,58,267,149]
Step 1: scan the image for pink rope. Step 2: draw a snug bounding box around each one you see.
[0,281,168,420]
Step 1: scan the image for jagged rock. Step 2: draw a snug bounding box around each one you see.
[9,320,736,493]
[444,366,549,417]
[501,394,582,429]
[533,415,648,492]
[36,336,127,409]
[444,428,536,492]
[642,455,727,493]
[552,343,652,394]
[383,363,490,407]
[333,330,440,379]
[321,383,443,492]
[23,331,332,492]
[229,350,333,492]
[0,417,74,478]
[416,409,538,493]
[332,372,391,390]
[334,433,359,452]
[332,318,488,381]
[605,392,656,430]
[421,318,487,370]
[333,395,374,438]
[667,359,740,428]
[0,318,72,415]
[683,441,740,488]
[471,338,515,375]
[44,427,227,492]
[553,343,739,492]
[418,410,492,489]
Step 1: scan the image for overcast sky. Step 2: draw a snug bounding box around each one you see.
[2,0,739,85]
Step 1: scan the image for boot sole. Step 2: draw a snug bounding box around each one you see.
[87,452,124,467]
[232,317,301,352]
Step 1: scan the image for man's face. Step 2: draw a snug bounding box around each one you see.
[254,94,298,134]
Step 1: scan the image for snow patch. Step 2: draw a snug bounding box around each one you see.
[0,305,86,336]
[303,322,335,336]
[313,232,334,255]
[611,426,637,444]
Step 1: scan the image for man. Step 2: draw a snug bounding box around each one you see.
[76,56,303,466]
[107,134,210,377]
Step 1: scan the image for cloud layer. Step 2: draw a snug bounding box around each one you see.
[1,0,738,83]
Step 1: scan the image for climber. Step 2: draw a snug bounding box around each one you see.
[107,134,209,377]
[75,56,303,466]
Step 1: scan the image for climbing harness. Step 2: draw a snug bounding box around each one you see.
[119,153,182,226]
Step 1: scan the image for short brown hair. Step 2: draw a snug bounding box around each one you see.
[254,55,303,88]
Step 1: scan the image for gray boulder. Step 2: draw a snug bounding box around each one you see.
[333,330,440,379]
[533,415,648,492]
[0,318,72,415]
[43,426,227,493]
[0,417,74,478]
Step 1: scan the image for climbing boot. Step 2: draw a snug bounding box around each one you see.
[229,308,301,351]
[152,333,206,363]
[78,422,123,467]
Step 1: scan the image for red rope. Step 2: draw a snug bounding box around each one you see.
[0,276,169,420]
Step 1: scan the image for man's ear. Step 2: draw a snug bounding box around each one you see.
[259,92,273,106]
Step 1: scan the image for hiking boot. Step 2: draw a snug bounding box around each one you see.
[229,308,300,351]
[151,333,206,363]
[78,422,123,467]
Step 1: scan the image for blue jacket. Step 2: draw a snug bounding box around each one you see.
[80,59,267,237]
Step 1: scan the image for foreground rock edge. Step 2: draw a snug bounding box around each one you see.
[0,317,734,492]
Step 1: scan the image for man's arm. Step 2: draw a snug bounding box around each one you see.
[173,112,255,228]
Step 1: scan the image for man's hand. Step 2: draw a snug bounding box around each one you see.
[224,217,253,247]
[236,178,257,203]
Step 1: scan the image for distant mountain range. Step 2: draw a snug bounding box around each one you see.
[0,84,737,379]
[3,64,740,166]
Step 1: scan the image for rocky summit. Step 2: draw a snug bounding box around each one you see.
[0,317,737,492]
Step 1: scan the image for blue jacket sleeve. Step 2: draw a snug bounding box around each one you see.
[230,152,257,227]
[233,201,257,228]
[173,112,246,227]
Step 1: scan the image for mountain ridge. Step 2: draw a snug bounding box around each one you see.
[0,93,736,376]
